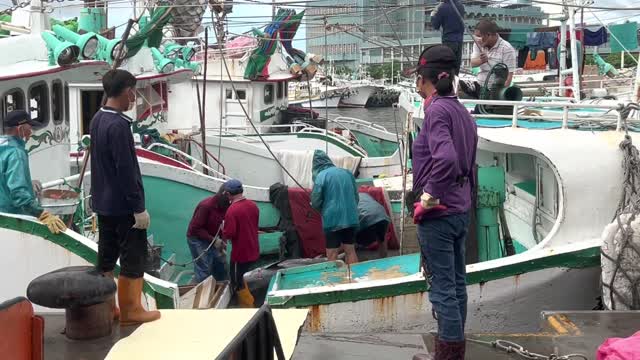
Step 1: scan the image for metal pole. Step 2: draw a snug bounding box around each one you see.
[200,26,209,173]
[399,110,411,255]
[559,18,567,94]
[568,7,581,102]
[324,16,329,154]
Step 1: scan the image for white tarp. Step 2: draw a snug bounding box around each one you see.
[276,150,360,189]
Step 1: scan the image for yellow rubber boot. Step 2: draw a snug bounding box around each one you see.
[118,276,161,326]
[237,283,255,308]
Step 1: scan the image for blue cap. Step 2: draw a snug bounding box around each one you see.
[5,110,39,128]
[223,179,243,194]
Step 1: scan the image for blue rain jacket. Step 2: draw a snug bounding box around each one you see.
[310,150,359,232]
[0,136,43,217]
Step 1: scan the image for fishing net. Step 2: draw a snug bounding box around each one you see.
[125,6,174,59]
[601,103,640,310]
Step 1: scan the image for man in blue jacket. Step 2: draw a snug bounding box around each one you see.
[310,150,360,264]
[431,0,465,74]
[0,110,66,234]
[90,69,160,326]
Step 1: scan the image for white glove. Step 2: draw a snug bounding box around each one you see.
[132,210,150,230]
[32,180,42,195]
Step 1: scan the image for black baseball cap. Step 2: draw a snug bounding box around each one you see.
[403,44,457,76]
[5,110,39,128]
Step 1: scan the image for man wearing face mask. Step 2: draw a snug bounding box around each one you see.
[90,69,161,326]
[186,184,231,283]
[459,19,516,100]
[0,110,67,234]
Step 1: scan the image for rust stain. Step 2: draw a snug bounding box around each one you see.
[362,265,408,281]
[373,295,397,321]
[306,305,322,332]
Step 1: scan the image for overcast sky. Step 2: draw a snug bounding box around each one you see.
[1,0,639,50]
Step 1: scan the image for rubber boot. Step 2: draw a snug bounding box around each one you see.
[434,338,465,360]
[413,335,438,360]
[236,282,255,308]
[118,276,161,326]
[103,271,119,320]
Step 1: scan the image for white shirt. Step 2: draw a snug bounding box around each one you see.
[472,36,517,85]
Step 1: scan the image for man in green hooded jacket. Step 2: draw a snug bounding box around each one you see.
[310,150,360,264]
[0,110,66,233]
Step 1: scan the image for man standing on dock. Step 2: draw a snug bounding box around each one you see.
[311,150,360,265]
[91,69,160,326]
[222,179,260,307]
[0,110,66,234]
[431,0,465,75]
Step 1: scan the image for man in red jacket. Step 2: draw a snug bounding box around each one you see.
[186,184,230,283]
[222,179,259,307]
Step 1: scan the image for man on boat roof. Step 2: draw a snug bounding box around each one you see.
[459,19,517,99]
[311,150,360,265]
[431,0,465,75]
[0,110,66,234]
[221,179,260,307]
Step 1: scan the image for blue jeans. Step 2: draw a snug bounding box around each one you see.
[187,237,227,283]
[417,213,470,342]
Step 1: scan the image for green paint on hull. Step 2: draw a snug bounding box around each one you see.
[296,133,364,157]
[0,215,177,309]
[142,176,281,273]
[267,246,601,308]
[350,130,398,157]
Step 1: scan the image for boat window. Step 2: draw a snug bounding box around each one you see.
[64,83,70,124]
[1,88,26,122]
[264,84,274,105]
[226,89,233,99]
[236,89,246,100]
[52,80,63,125]
[277,82,284,99]
[28,82,49,130]
[537,161,557,218]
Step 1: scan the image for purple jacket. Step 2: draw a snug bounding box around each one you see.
[412,96,478,217]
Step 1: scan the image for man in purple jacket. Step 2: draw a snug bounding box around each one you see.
[407,45,478,360]
[91,69,160,326]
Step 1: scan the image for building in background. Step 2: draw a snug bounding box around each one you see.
[306,0,548,77]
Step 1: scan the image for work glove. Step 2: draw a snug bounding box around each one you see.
[420,192,440,209]
[213,238,225,251]
[39,211,67,234]
[132,210,151,230]
[32,180,42,196]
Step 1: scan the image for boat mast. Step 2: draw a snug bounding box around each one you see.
[559,16,567,96]
[568,1,581,101]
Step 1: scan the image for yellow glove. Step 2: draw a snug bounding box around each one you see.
[39,211,67,234]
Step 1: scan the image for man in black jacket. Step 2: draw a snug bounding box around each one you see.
[90,69,160,326]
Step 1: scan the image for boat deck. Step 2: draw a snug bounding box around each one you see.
[43,313,138,360]
[293,311,640,360]
[42,311,640,359]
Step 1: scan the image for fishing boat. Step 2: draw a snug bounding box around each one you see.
[265,93,633,334]
[337,80,382,108]
[288,78,346,109]
[0,2,239,311]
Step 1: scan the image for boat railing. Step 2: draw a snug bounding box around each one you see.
[216,304,286,360]
[460,99,628,130]
[297,126,368,156]
[330,116,392,134]
[146,142,228,179]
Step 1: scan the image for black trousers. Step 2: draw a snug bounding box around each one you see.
[356,220,389,247]
[230,261,254,291]
[443,41,463,75]
[97,214,147,278]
